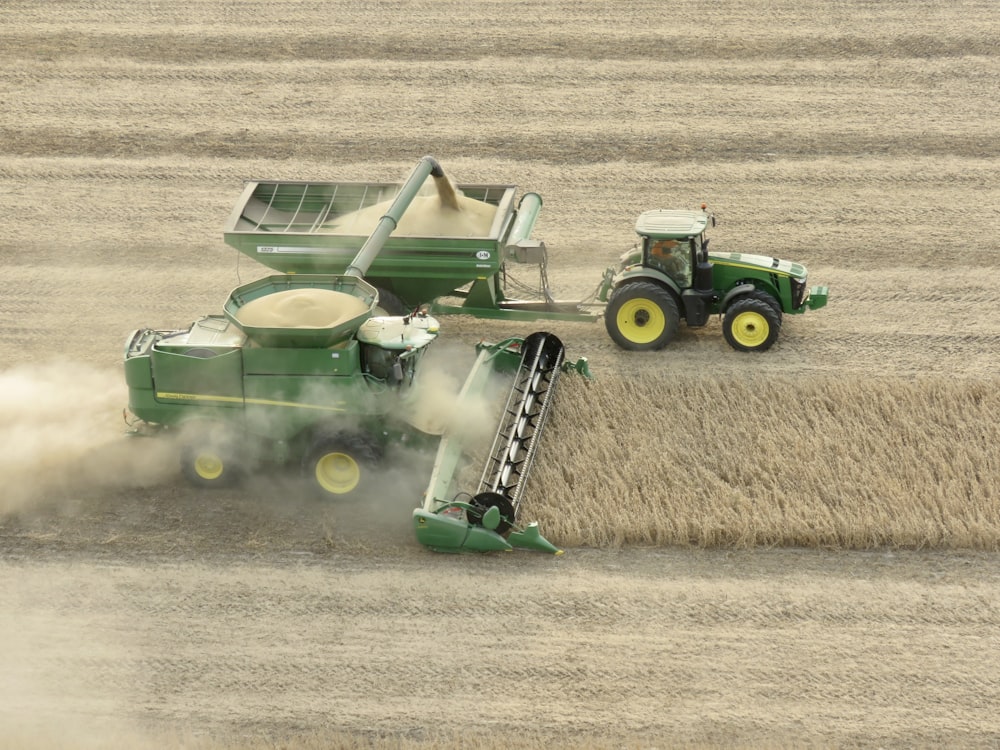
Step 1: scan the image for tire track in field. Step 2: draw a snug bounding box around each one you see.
[4,554,1000,746]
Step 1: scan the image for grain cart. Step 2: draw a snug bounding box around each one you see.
[223,172,827,353]
[221,169,590,323]
[123,157,579,553]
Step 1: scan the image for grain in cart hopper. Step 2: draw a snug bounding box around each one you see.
[125,157,585,553]
[221,163,594,324]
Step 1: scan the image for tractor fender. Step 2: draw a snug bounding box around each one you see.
[613,268,682,299]
[719,283,758,313]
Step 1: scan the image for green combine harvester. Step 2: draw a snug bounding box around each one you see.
[124,157,583,554]
[124,155,828,554]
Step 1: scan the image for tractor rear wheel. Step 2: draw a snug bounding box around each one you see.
[604,281,680,351]
[723,297,782,352]
[179,422,243,489]
[302,432,380,500]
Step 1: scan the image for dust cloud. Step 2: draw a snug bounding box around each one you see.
[400,340,500,444]
[0,363,176,515]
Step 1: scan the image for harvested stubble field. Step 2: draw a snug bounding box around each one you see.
[2,0,1000,748]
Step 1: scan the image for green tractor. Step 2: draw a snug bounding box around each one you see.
[599,208,829,352]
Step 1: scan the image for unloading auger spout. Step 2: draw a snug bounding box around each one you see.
[344,155,445,279]
[414,331,586,554]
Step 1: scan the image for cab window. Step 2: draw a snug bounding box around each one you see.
[646,237,693,287]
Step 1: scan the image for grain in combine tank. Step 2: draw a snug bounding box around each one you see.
[235,288,370,330]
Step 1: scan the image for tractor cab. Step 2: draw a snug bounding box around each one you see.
[635,209,718,326]
[636,208,714,290]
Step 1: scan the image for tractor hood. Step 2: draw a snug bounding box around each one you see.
[709,252,807,279]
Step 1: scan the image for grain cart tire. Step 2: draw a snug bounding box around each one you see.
[374,287,408,316]
[179,422,243,489]
[303,431,380,501]
[605,280,680,351]
[723,297,782,352]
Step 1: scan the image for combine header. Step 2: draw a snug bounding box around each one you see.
[415,332,570,554]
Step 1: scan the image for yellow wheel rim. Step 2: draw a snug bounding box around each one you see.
[315,452,361,494]
[194,453,224,481]
[731,310,770,348]
[616,298,666,345]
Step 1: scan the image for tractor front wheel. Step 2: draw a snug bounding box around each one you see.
[303,432,380,501]
[723,297,782,352]
[745,289,783,325]
[604,281,680,351]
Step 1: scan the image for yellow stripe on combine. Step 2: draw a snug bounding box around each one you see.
[156,392,243,404]
[156,392,346,412]
[711,260,792,276]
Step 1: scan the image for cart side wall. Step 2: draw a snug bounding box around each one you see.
[223,182,519,307]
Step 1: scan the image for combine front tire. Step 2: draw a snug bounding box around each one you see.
[303,432,380,501]
[179,423,242,489]
[723,297,782,352]
[604,281,680,351]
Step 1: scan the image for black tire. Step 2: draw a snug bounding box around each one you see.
[302,431,381,501]
[179,422,242,489]
[723,297,782,352]
[745,289,783,325]
[604,280,680,351]
[373,286,408,316]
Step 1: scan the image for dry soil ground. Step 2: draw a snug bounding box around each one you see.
[2,1,1000,748]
